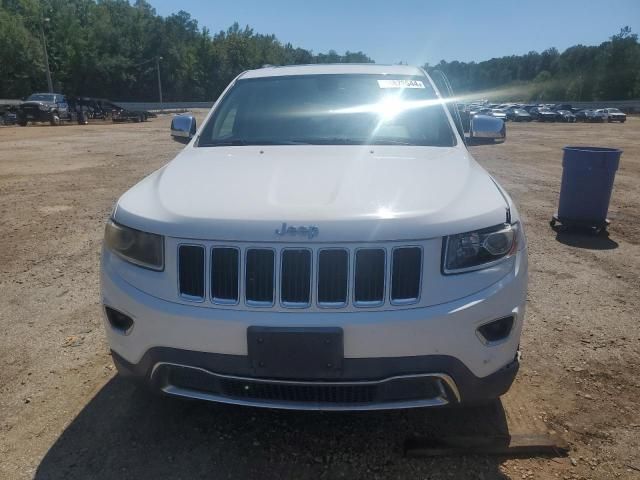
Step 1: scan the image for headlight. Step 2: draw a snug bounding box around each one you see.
[104,220,164,271]
[443,223,518,274]
[39,104,49,111]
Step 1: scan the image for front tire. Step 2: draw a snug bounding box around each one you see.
[78,111,89,125]
[50,113,61,126]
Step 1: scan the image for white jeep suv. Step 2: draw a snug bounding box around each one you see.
[101,64,527,410]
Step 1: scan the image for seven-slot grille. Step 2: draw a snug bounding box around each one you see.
[177,245,422,308]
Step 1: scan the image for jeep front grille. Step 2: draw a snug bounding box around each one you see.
[177,244,423,309]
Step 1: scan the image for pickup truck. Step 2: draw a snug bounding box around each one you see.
[16,93,72,126]
[101,64,527,410]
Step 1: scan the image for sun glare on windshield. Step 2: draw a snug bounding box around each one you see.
[198,74,456,147]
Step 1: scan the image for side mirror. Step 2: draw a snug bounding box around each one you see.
[171,114,196,144]
[468,114,506,145]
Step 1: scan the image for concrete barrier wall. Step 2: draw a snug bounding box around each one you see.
[118,100,640,113]
[117,101,214,112]
[4,98,640,113]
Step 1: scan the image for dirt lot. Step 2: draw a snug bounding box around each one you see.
[1,115,639,480]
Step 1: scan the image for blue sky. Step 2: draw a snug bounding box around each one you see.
[149,0,639,65]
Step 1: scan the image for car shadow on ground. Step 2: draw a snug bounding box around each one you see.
[553,229,619,250]
[35,376,513,480]
[466,137,504,146]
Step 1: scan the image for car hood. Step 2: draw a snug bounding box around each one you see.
[114,145,509,242]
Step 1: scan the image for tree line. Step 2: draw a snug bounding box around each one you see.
[426,27,640,102]
[1,0,639,102]
[0,0,373,100]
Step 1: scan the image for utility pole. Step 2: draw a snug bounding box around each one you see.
[156,56,163,112]
[40,17,53,93]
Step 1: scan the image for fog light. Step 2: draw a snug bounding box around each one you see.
[105,306,134,334]
[477,316,514,343]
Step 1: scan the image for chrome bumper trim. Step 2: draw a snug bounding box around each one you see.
[150,362,461,411]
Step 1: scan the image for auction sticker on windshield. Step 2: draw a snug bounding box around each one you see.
[377,79,425,89]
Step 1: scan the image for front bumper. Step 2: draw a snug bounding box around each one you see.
[102,248,527,410]
[18,109,51,122]
[112,348,519,410]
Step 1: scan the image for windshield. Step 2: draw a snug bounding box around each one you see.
[198,74,456,147]
[609,108,622,113]
[27,94,57,102]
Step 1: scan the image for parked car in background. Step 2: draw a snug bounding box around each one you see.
[529,107,557,122]
[16,93,73,126]
[71,97,110,121]
[71,97,156,123]
[478,108,507,122]
[490,108,508,121]
[505,107,532,122]
[0,103,17,125]
[467,104,485,116]
[552,103,573,112]
[555,110,576,122]
[2,111,17,125]
[575,109,606,123]
[110,101,154,123]
[597,108,626,123]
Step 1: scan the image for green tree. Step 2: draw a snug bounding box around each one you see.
[427,28,640,101]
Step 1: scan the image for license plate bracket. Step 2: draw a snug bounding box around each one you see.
[247,327,343,379]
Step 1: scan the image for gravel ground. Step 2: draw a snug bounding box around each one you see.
[0,114,639,480]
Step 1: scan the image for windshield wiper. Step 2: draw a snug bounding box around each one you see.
[290,138,363,145]
[207,138,248,146]
[205,137,416,147]
[205,139,311,147]
[368,139,415,145]
[289,137,417,146]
